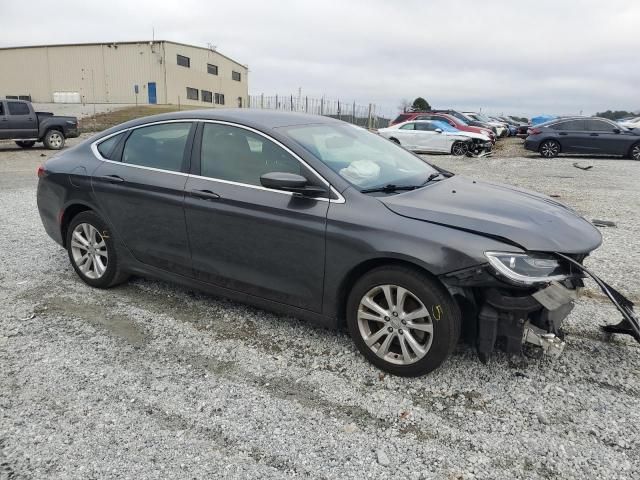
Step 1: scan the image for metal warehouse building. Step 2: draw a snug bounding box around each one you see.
[0,40,248,107]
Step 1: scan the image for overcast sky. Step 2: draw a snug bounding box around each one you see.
[3,0,639,117]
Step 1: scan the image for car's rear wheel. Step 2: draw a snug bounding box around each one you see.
[15,140,35,148]
[346,266,461,376]
[540,140,560,158]
[43,129,65,150]
[451,141,468,156]
[66,211,129,288]
[630,143,640,161]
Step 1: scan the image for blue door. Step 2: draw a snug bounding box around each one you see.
[148,82,157,104]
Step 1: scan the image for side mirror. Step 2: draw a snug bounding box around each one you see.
[435,128,443,133]
[260,172,328,197]
[613,128,621,134]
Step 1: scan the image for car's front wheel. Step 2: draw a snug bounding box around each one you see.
[629,142,640,161]
[451,141,468,156]
[15,140,36,148]
[66,211,129,288]
[540,140,560,158]
[346,266,461,376]
[43,129,65,150]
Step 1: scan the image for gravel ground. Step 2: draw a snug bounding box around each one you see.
[1,136,639,480]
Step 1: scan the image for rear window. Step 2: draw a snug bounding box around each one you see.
[97,133,125,159]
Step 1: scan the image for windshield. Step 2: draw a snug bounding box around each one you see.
[279,123,439,190]
[432,121,459,133]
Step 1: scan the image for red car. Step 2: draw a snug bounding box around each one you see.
[389,112,496,143]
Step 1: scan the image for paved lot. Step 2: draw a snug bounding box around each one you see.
[1,136,639,479]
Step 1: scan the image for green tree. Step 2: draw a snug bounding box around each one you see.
[411,97,431,112]
[595,109,635,120]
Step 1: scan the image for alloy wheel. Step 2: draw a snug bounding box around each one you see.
[540,141,559,158]
[452,142,468,156]
[70,223,108,279]
[632,144,640,161]
[357,284,434,365]
[48,132,63,148]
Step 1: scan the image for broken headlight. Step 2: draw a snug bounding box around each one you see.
[484,252,568,285]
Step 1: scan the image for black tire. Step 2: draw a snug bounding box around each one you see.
[66,211,129,288]
[451,141,468,156]
[15,140,36,148]
[389,137,400,145]
[629,142,640,161]
[539,139,560,158]
[346,266,461,377]
[43,129,65,150]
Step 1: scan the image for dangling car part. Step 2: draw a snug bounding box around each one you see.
[441,248,639,361]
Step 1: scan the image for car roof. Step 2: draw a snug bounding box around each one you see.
[97,108,343,137]
[544,116,615,124]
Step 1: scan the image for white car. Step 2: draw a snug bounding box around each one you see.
[620,116,640,129]
[378,120,492,156]
[464,112,509,138]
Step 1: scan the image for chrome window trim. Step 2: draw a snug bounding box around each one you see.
[90,119,345,204]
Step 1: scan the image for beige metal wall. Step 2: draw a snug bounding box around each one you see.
[0,41,248,106]
[163,42,248,107]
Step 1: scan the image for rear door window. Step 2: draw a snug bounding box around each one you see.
[552,120,585,131]
[121,123,192,172]
[7,102,30,115]
[399,123,416,130]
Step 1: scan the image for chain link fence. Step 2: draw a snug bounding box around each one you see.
[248,94,390,129]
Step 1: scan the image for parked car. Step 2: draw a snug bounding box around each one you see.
[0,99,79,149]
[392,112,495,143]
[429,109,498,135]
[524,117,640,159]
[37,109,632,376]
[416,113,495,143]
[389,112,419,126]
[464,112,509,138]
[494,116,519,137]
[619,116,640,129]
[378,120,492,156]
[506,116,531,137]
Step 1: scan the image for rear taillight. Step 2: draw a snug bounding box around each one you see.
[37,165,45,177]
[528,127,542,135]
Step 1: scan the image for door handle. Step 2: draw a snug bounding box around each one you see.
[589,133,599,136]
[559,132,568,136]
[190,189,220,200]
[96,175,125,183]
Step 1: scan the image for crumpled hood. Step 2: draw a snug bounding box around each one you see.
[381,176,602,254]
[442,131,489,141]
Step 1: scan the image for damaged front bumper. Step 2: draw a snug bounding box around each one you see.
[443,254,639,361]
[466,139,493,158]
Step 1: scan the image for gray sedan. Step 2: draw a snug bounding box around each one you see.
[36,109,636,376]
